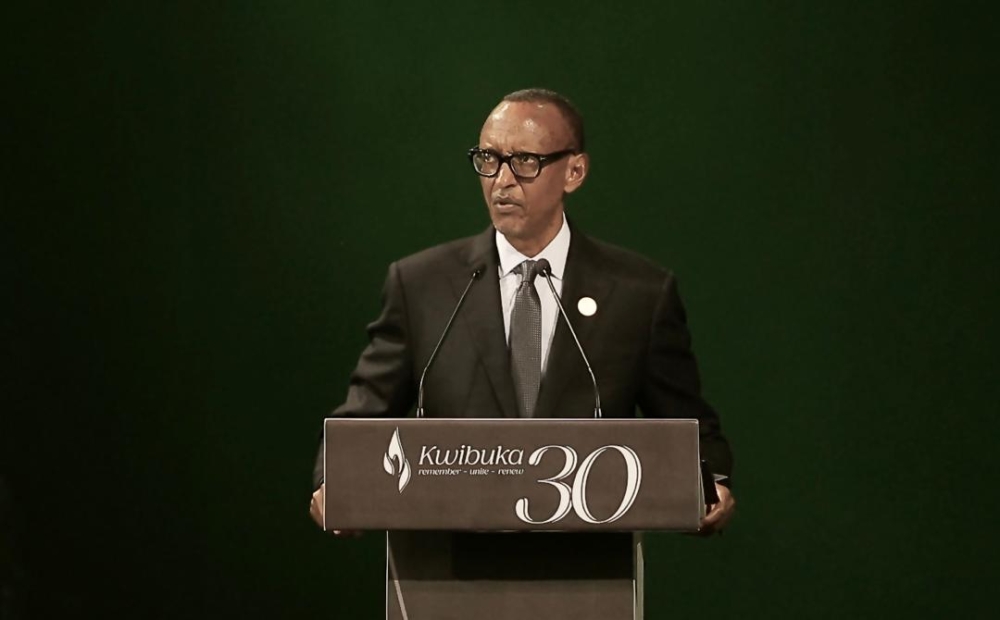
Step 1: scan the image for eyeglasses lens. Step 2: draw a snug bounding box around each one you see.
[510,154,540,178]
[472,151,498,176]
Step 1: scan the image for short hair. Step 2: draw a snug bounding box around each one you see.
[502,88,586,152]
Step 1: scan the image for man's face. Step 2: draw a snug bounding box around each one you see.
[477,101,588,255]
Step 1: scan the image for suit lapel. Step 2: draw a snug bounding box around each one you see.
[451,227,519,418]
[534,231,615,419]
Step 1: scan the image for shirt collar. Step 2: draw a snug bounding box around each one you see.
[496,213,571,280]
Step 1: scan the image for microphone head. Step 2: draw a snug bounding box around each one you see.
[471,265,485,279]
[535,258,553,276]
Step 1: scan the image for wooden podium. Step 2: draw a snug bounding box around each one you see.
[324,418,705,620]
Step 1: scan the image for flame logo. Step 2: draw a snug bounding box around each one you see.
[382,427,411,493]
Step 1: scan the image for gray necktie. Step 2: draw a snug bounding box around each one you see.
[511,260,542,418]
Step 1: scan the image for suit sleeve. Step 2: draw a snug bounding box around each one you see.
[312,261,417,489]
[637,272,733,486]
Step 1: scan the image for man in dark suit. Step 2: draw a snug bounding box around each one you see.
[310,88,735,534]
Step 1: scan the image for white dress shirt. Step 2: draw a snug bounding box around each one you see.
[496,215,570,374]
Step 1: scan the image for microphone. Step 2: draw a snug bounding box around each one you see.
[416,265,485,417]
[535,259,603,419]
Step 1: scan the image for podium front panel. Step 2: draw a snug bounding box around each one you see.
[324,418,702,532]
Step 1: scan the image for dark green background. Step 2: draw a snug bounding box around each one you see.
[4,1,997,618]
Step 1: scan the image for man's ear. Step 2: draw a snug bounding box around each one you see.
[563,152,589,194]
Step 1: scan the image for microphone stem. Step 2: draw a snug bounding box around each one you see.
[416,269,482,417]
[540,271,603,419]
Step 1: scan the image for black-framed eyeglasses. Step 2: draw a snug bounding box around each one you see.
[467,147,576,179]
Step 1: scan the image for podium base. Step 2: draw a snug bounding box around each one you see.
[386,531,643,620]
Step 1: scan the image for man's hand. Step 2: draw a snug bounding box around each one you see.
[310,483,362,537]
[699,483,735,536]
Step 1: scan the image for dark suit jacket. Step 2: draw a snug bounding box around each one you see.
[313,224,732,488]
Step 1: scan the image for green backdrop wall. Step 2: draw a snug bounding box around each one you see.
[4,1,997,618]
